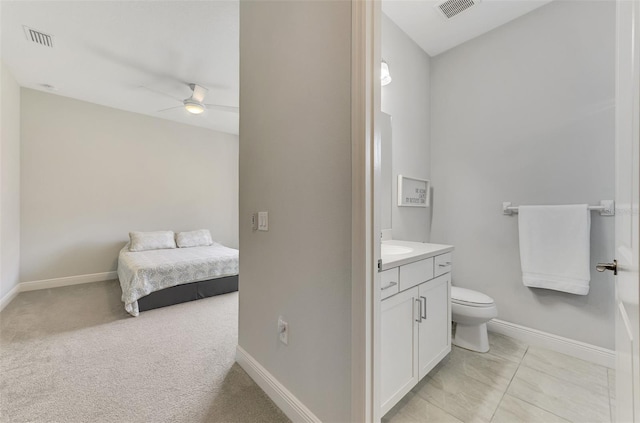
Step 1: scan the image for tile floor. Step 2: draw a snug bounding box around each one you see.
[382,332,615,423]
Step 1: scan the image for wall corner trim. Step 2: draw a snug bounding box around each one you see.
[0,284,21,312]
[235,345,321,423]
[487,319,615,369]
[20,271,118,292]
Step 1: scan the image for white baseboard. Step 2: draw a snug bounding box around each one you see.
[236,345,321,423]
[488,319,615,369]
[1,271,118,311]
[0,283,21,312]
[20,271,118,292]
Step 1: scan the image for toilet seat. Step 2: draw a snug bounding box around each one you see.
[451,286,494,307]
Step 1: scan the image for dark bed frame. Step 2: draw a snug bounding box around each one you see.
[137,275,239,312]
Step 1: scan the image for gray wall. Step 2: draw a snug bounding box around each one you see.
[430,1,616,348]
[238,1,352,421]
[21,89,238,282]
[1,62,21,298]
[382,14,432,242]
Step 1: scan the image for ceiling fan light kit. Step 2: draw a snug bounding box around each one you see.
[184,99,205,114]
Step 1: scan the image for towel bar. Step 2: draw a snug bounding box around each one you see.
[502,200,615,216]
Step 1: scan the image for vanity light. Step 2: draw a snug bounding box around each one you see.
[184,100,205,115]
[381,60,392,86]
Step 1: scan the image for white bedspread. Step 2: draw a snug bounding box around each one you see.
[117,242,239,316]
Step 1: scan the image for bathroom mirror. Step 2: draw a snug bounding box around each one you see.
[381,112,392,230]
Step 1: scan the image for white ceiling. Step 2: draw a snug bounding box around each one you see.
[1,1,239,135]
[383,0,553,57]
[2,0,553,134]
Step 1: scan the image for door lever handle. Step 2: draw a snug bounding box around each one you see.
[596,260,617,275]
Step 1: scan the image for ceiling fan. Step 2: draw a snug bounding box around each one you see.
[141,83,239,115]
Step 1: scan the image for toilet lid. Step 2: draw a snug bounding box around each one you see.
[451,286,494,306]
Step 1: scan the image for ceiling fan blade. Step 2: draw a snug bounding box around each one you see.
[204,104,240,113]
[190,83,209,103]
[157,105,184,113]
[139,85,182,102]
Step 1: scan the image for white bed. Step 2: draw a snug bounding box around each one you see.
[117,242,239,316]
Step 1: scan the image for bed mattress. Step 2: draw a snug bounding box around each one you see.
[117,242,239,316]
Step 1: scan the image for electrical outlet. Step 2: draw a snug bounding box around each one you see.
[278,316,288,345]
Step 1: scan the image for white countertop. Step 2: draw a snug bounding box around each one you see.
[381,240,454,271]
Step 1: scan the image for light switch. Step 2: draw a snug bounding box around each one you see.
[258,211,268,231]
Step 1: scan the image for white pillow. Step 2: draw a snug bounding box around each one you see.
[176,229,214,248]
[129,231,176,252]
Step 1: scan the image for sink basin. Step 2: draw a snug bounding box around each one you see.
[381,244,414,255]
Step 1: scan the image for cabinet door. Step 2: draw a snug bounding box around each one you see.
[418,273,451,380]
[380,286,419,415]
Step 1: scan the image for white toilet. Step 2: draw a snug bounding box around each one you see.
[451,286,498,353]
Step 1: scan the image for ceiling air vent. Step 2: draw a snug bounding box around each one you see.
[23,26,53,47]
[435,0,480,19]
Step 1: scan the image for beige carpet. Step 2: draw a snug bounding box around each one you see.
[0,281,290,423]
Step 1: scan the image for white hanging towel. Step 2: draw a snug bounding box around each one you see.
[518,204,591,295]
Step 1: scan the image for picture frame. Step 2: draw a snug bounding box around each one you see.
[398,175,430,207]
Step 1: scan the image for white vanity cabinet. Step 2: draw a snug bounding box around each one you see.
[380,245,452,416]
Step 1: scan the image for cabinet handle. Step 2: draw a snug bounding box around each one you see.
[415,299,422,323]
[381,281,398,290]
[438,262,452,267]
[420,296,427,319]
